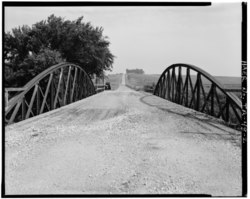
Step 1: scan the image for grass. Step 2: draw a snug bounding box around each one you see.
[125,74,160,92]
[126,73,241,94]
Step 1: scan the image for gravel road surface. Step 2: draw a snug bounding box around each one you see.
[5,74,242,196]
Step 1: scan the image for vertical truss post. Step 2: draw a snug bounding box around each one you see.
[153,63,242,128]
[196,73,201,111]
[185,68,190,107]
[71,67,78,103]
[50,78,55,110]
[210,84,215,116]
[68,70,72,103]
[64,65,72,105]
[54,68,64,109]
[36,83,40,115]
[172,68,175,101]
[225,98,229,122]
[177,66,182,104]
[161,77,165,98]
[167,71,171,100]
[5,63,97,126]
[21,97,26,120]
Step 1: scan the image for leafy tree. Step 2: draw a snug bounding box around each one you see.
[5,48,63,87]
[4,14,114,87]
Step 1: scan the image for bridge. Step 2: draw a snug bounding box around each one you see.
[4,63,242,196]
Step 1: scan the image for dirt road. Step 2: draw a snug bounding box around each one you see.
[5,74,241,196]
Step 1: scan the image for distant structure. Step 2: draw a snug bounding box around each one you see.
[91,73,106,85]
[126,69,144,74]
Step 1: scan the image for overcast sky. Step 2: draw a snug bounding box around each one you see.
[5,3,242,76]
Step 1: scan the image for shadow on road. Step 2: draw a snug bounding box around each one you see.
[140,94,241,148]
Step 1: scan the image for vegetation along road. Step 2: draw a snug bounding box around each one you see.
[5,74,241,196]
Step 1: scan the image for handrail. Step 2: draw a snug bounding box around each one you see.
[5,87,27,108]
[5,87,27,92]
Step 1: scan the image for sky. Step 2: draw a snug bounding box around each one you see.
[4,3,242,76]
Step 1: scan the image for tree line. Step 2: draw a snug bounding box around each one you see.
[126,69,144,74]
[4,14,114,87]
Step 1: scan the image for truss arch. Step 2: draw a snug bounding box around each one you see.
[5,62,96,125]
[154,63,241,128]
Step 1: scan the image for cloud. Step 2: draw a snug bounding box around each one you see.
[4,3,241,76]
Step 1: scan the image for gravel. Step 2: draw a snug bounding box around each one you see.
[5,75,241,196]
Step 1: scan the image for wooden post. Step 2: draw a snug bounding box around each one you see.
[5,90,8,108]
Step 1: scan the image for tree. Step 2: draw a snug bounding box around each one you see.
[5,48,63,87]
[4,14,114,87]
[126,69,144,74]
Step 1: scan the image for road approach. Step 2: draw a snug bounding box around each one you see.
[5,74,241,195]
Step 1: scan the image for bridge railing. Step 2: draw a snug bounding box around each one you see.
[5,62,96,125]
[5,87,27,108]
[154,63,242,128]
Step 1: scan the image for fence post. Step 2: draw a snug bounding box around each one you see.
[5,90,8,108]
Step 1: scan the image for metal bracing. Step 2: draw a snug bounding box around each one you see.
[5,62,96,125]
[154,63,242,128]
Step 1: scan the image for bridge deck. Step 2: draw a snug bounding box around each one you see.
[5,76,241,195]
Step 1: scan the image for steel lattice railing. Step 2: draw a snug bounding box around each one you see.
[5,62,96,125]
[154,63,242,128]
